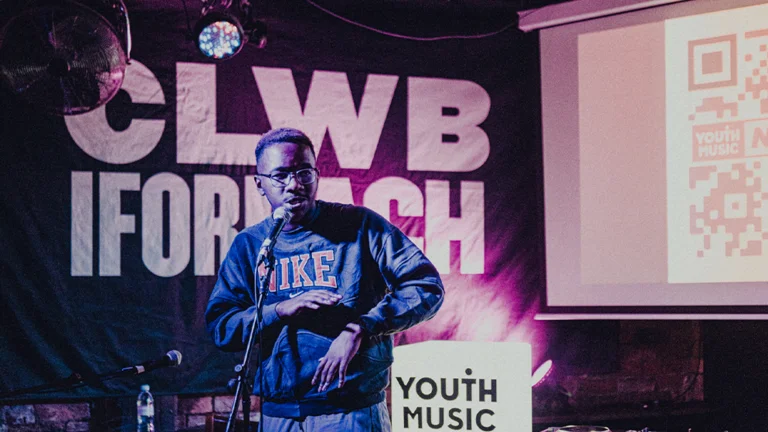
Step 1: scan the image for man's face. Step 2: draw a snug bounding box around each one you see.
[255,142,319,225]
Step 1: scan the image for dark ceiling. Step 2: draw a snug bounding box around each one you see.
[121,0,576,40]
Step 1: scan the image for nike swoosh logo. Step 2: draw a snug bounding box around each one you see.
[289,291,303,298]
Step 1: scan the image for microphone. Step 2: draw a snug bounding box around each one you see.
[120,350,183,375]
[256,206,293,265]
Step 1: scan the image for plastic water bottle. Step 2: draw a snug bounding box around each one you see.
[136,384,155,432]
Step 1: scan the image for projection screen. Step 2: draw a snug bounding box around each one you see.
[531,0,768,318]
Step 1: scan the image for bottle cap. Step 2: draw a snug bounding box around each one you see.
[141,384,150,391]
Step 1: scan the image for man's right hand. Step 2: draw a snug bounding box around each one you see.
[275,290,342,318]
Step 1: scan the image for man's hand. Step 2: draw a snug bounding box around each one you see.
[312,323,364,392]
[275,291,342,318]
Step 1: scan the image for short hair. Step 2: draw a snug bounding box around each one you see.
[255,128,316,164]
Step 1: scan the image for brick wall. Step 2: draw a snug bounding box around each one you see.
[0,403,90,432]
[0,395,261,432]
[176,394,260,430]
[1,321,704,431]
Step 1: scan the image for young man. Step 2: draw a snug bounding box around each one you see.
[205,128,444,431]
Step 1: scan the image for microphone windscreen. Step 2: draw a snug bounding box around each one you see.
[273,206,293,222]
[166,350,182,366]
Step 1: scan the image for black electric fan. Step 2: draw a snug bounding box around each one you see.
[0,0,131,116]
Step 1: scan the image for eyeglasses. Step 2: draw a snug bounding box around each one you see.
[254,167,318,187]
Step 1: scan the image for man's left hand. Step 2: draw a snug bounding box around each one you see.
[312,322,364,392]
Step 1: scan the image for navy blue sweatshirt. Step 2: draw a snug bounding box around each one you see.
[205,200,444,418]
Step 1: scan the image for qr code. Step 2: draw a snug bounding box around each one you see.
[684,28,768,258]
[666,5,768,281]
[688,32,768,121]
[688,31,768,162]
[689,161,768,257]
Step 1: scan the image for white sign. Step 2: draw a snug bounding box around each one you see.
[392,341,531,431]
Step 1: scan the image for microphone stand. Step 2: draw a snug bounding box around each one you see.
[0,373,89,399]
[0,360,169,399]
[225,245,275,432]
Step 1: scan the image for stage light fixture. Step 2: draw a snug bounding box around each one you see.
[194,11,245,60]
[531,359,574,416]
[531,359,554,387]
[244,19,268,49]
[192,0,268,61]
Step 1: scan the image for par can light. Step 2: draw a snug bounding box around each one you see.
[194,11,244,60]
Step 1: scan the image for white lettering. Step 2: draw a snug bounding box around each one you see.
[142,173,191,277]
[176,62,259,165]
[425,180,485,274]
[317,177,354,205]
[73,170,486,277]
[194,175,240,275]
[65,60,165,164]
[407,77,490,172]
[71,172,93,276]
[363,176,425,250]
[252,67,397,169]
[99,172,140,276]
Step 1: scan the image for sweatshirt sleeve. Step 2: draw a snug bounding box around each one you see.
[205,232,282,352]
[356,209,445,336]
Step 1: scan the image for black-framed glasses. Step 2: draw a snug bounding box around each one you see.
[254,167,318,187]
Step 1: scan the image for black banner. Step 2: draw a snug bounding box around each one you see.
[0,1,546,398]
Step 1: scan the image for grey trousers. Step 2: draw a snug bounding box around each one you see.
[261,401,391,432]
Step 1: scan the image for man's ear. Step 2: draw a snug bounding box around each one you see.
[255,177,266,196]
